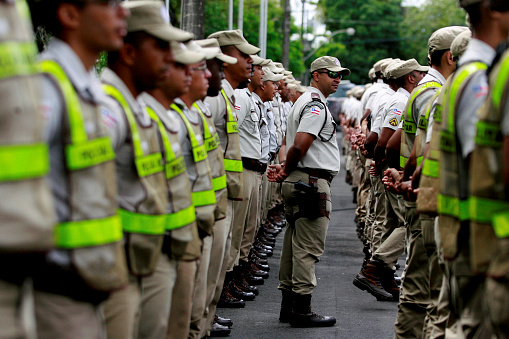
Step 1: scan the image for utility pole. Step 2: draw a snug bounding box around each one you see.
[282,0,290,68]
[180,0,205,38]
[228,0,233,30]
[259,0,267,58]
[238,0,244,31]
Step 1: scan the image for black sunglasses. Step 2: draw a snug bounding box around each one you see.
[315,71,343,80]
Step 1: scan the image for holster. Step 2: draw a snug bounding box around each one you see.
[295,176,331,220]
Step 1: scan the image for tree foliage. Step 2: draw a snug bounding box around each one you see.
[170,0,305,76]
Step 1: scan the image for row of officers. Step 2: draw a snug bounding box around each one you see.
[0,0,309,338]
[341,0,509,338]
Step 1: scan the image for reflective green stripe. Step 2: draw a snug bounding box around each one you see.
[212,174,227,191]
[102,84,164,177]
[145,107,186,179]
[0,143,49,181]
[417,116,428,130]
[402,120,417,134]
[171,104,208,163]
[439,130,456,153]
[166,205,196,230]
[192,189,217,207]
[422,158,438,178]
[41,61,116,170]
[437,194,469,221]
[0,42,39,79]
[54,215,122,248]
[400,156,408,169]
[165,156,186,179]
[224,158,243,172]
[404,82,441,135]
[492,53,509,111]
[65,137,115,170]
[475,120,502,148]
[119,209,166,235]
[469,196,509,224]
[417,156,423,167]
[434,105,442,123]
[446,62,488,134]
[493,211,509,238]
[193,103,220,151]
[220,89,239,135]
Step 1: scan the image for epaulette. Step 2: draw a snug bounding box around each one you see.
[311,92,321,101]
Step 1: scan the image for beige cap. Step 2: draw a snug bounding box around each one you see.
[266,60,284,74]
[451,29,472,59]
[172,41,205,64]
[251,55,270,66]
[287,83,298,90]
[368,68,375,79]
[428,26,469,56]
[385,60,405,79]
[297,85,307,93]
[458,0,484,8]
[374,58,392,72]
[310,56,351,75]
[207,29,261,55]
[381,58,400,76]
[352,86,365,99]
[283,70,293,76]
[273,62,285,69]
[195,39,237,64]
[123,1,194,42]
[390,59,428,79]
[261,67,284,82]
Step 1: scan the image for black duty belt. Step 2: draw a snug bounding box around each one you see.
[298,168,334,184]
[242,157,267,173]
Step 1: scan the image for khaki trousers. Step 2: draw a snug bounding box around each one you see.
[35,290,103,339]
[167,260,198,339]
[238,172,263,262]
[228,168,258,271]
[278,170,331,295]
[261,173,270,221]
[394,202,429,339]
[369,175,387,253]
[103,274,141,339]
[486,237,509,338]
[0,278,34,339]
[356,158,370,222]
[189,235,213,339]
[137,255,178,339]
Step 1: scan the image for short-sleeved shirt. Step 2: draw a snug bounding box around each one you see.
[365,80,385,113]
[360,81,380,112]
[382,87,410,131]
[370,85,395,134]
[265,101,278,154]
[234,88,262,159]
[456,38,496,157]
[204,79,236,148]
[286,86,340,175]
[253,92,270,163]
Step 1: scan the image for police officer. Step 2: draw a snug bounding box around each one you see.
[270,56,350,327]
[0,0,57,337]
[28,0,129,337]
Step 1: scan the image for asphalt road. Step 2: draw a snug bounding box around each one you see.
[216,133,403,339]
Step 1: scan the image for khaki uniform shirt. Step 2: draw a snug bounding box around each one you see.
[234,88,262,159]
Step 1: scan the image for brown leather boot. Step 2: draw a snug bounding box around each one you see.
[353,260,393,301]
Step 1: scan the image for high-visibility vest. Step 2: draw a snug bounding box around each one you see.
[193,101,228,220]
[42,61,127,291]
[416,77,452,218]
[438,61,487,260]
[145,106,196,231]
[102,83,167,276]
[400,81,442,169]
[0,0,56,252]
[468,51,509,275]
[220,89,243,199]
[171,103,216,236]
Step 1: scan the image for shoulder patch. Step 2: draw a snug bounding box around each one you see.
[310,106,321,115]
[389,118,398,127]
[393,108,402,116]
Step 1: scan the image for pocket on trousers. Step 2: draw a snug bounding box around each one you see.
[125,233,164,276]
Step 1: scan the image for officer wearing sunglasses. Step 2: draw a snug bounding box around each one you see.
[269,56,350,328]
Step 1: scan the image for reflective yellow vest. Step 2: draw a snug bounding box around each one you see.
[0,0,56,252]
[42,61,128,291]
[193,101,228,220]
[102,83,167,276]
[171,103,216,236]
[438,61,487,260]
[468,51,509,275]
[220,89,243,200]
[400,81,442,169]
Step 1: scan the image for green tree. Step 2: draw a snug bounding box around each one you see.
[170,0,305,77]
[400,0,466,64]
[316,0,404,84]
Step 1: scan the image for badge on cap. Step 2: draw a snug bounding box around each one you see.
[334,58,341,66]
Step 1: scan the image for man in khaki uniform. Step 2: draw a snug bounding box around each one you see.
[270,56,349,327]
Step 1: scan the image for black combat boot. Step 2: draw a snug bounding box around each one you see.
[289,293,336,327]
[279,289,293,323]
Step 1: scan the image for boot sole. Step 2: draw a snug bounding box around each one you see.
[353,275,393,301]
[289,320,336,327]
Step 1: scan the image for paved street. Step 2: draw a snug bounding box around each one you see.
[217,133,403,339]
